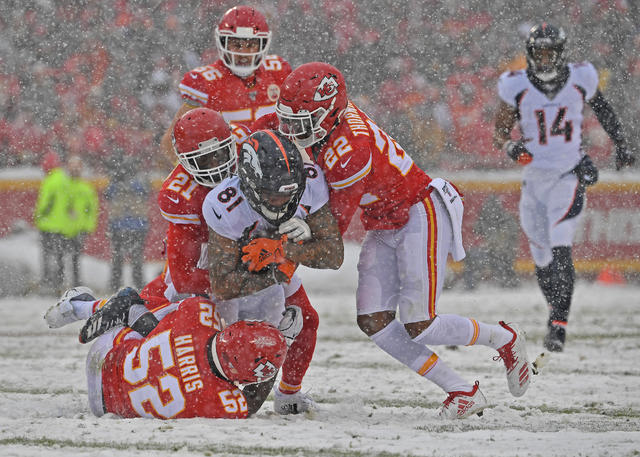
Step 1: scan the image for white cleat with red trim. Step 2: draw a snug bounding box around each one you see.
[496,321,531,397]
[439,381,487,419]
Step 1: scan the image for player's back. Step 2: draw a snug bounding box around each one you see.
[315,102,432,231]
[101,297,250,419]
[179,56,292,126]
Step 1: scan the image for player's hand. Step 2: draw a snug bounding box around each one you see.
[276,259,297,283]
[573,155,599,186]
[278,217,311,243]
[241,235,287,272]
[615,144,635,170]
[503,140,533,165]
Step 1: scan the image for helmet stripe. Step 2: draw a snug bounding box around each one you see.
[263,130,291,173]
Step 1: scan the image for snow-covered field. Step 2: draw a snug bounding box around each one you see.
[1,230,639,456]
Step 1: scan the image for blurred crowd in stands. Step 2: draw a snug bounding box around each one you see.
[1,0,639,176]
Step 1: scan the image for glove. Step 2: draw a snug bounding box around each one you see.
[615,144,635,170]
[503,140,533,165]
[278,217,311,243]
[277,305,304,347]
[241,235,287,272]
[276,259,297,283]
[572,154,599,186]
[79,288,153,344]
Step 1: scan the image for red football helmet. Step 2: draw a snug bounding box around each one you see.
[172,108,236,187]
[215,6,271,78]
[276,62,348,149]
[209,320,287,385]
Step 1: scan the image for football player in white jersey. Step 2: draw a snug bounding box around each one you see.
[202,129,343,413]
[493,23,635,352]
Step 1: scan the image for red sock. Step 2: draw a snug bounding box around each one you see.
[279,285,318,392]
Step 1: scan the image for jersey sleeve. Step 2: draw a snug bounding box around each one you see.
[300,164,329,214]
[497,70,526,107]
[201,185,237,240]
[178,69,211,107]
[158,188,202,226]
[324,145,372,192]
[571,61,599,100]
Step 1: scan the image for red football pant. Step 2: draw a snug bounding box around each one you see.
[280,285,319,390]
[140,273,167,305]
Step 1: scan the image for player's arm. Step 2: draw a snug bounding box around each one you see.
[328,180,366,235]
[493,101,532,164]
[493,101,518,149]
[588,90,635,169]
[280,204,344,270]
[208,228,281,301]
[166,223,210,295]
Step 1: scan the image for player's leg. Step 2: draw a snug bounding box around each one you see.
[271,279,318,414]
[543,175,585,351]
[404,194,529,399]
[356,213,485,419]
[139,270,168,303]
[109,231,124,293]
[44,286,98,328]
[86,327,118,416]
[519,177,560,341]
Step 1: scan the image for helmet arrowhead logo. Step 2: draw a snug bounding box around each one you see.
[253,360,277,380]
[314,75,339,101]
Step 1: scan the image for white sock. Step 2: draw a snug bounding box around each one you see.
[71,299,98,320]
[412,314,474,346]
[425,358,473,393]
[475,321,512,349]
[413,314,512,349]
[370,320,470,393]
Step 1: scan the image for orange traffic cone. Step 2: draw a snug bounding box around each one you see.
[596,266,626,285]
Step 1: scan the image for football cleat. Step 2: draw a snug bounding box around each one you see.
[543,324,566,352]
[496,322,531,397]
[273,387,317,415]
[44,286,95,329]
[439,381,487,419]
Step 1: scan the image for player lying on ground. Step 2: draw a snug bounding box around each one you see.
[44,286,302,419]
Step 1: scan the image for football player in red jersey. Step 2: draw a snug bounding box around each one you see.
[140,108,236,302]
[159,5,291,163]
[143,107,333,415]
[255,62,534,419]
[45,287,290,419]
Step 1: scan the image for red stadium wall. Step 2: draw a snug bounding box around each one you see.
[1,175,639,273]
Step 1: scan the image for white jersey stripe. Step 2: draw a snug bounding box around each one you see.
[329,154,372,190]
[160,210,201,225]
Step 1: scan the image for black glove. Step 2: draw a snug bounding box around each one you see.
[504,140,532,162]
[615,144,635,170]
[79,287,156,343]
[572,155,598,187]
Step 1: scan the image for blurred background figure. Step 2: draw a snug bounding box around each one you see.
[33,151,69,294]
[67,154,99,286]
[104,155,150,292]
[463,196,520,290]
